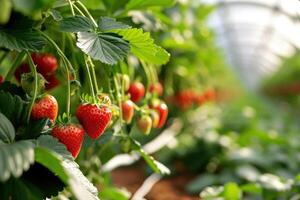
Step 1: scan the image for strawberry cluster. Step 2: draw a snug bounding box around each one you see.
[123,79,168,135]
[18,54,169,158]
[169,89,217,110]
[15,53,60,90]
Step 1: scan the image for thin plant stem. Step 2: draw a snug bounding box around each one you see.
[84,55,96,102]
[62,58,71,117]
[87,56,99,94]
[67,0,75,16]
[26,52,38,123]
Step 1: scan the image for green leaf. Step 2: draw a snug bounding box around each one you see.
[222,182,242,200]
[60,15,95,32]
[36,135,99,200]
[0,140,35,182]
[11,0,56,15]
[186,174,218,194]
[0,176,48,200]
[131,139,170,175]
[35,147,69,182]
[17,119,50,140]
[0,91,29,127]
[77,32,130,65]
[113,28,170,65]
[241,183,262,195]
[98,17,131,31]
[0,16,46,51]
[125,0,175,10]
[0,113,15,143]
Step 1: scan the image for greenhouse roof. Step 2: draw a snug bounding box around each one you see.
[203,0,300,88]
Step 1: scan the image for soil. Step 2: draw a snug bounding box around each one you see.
[111,163,199,200]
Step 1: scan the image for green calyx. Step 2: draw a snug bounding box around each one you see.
[21,72,46,96]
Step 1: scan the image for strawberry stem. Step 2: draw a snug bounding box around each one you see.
[84,55,96,102]
[62,58,71,118]
[0,52,7,65]
[140,60,152,90]
[40,32,74,119]
[112,69,124,132]
[87,56,99,94]
[67,0,75,16]
[26,51,38,123]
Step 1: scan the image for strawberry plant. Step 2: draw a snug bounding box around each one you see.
[0,0,174,199]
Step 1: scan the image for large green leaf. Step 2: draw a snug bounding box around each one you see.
[60,15,96,32]
[131,139,170,175]
[77,32,130,65]
[0,16,46,52]
[36,135,99,200]
[125,0,175,10]
[0,113,15,143]
[113,28,170,65]
[0,140,35,182]
[0,91,29,127]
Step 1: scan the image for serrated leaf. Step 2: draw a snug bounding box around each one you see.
[0,21,46,51]
[0,140,35,182]
[36,135,99,200]
[60,15,95,32]
[0,91,29,127]
[37,135,73,161]
[125,0,175,11]
[0,113,15,143]
[77,32,130,65]
[113,28,170,65]
[98,17,131,31]
[131,139,170,175]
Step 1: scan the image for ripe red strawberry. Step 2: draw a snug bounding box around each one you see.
[149,82,163,96]
[204,89,216,101]
[137,115,152,135]
[127,82,145,103]
[122,100,134,124]
[31,53,58,76]
[45,74,60,90]
[194,93,206,106]
[31,94,58,122]
[174,90,196,110]
[150,110,160,128]
[76,104,112,139]
[15,63,30,82]
[52,124,85,158]
[151,101,168,128]
[0,75,4,84]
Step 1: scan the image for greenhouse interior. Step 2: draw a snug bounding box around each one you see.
[1,0,300,199]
